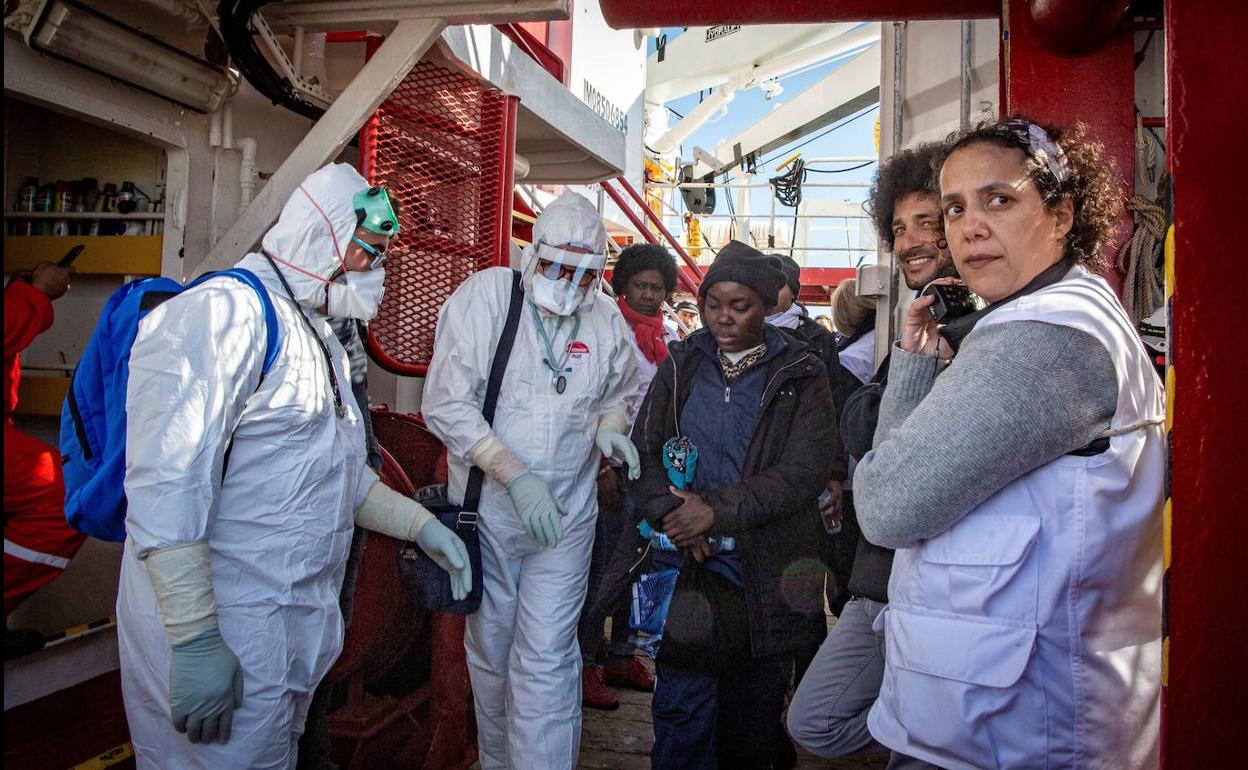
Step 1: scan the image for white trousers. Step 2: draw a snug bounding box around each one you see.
[466,507,596,770]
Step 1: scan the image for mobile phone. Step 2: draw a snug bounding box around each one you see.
[58,244,85,268]
[921,283,978,322]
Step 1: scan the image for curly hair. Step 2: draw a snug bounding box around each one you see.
[611,242,678,296]
[932,118,1121,272]
[867,142,946,250]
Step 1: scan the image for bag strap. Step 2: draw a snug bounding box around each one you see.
[210,268,283,374]
[462,269,524,513]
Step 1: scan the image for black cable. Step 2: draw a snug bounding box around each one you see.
[805,161,877,174]
[770,159,806,208]
[759,105,879,168]
[666,105,686,120]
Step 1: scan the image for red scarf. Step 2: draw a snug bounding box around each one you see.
[617,297,669,365]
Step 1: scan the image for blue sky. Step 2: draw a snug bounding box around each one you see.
[650,27,880,269]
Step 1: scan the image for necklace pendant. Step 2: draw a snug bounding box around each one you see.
[555,375,567,394]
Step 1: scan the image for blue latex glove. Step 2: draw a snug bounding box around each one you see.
[595,427,641,480]
[415,520,473,600]
[506,472,566,547]
[169,626,244,744]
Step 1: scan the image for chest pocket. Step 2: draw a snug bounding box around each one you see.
[919,513,1041,621]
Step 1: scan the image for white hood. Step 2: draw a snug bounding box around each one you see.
[243,163,370,310]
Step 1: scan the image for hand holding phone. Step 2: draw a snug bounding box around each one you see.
[921,282,978,323]
[58,244,85,268]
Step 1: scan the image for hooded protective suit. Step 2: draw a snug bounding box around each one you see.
[118,164,379,769]
[422,192,640,769]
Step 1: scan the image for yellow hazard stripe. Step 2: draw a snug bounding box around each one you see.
[71,743,133,770]
[1161,224,1175,690]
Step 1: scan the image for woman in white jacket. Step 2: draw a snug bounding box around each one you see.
[855,119,1164,769]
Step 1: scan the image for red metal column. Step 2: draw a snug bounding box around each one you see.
[1003,1,1134,295]
[1163,2,1248,767]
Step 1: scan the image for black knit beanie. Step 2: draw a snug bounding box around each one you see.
[775,254,802,296]
[698,240,787,309]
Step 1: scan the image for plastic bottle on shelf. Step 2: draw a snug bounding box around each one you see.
[52,181,73,236]
[116,182,143,236]
[98,183,118,235]
[33,183,54,236]
[12,177,38,236]
[81,178,100,235]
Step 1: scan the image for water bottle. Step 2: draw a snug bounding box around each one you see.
[819,489,842,535]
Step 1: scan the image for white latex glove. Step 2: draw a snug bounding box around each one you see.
[506,472,566,547]
[415,520,472,601]
[143,542,244,744]
[355,481,472,599]
[596,427,641,480]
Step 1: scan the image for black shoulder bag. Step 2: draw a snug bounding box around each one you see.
[398,269,524,614]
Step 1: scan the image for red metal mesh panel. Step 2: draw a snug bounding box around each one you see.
[370,407,447,487]
[363,61,517,376]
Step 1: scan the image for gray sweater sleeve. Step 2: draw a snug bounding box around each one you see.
[854,320,1118,549]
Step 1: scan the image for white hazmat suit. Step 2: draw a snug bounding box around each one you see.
[118,164,464,769]
[422,192,641,769]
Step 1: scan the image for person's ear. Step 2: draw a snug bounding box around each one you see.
[1052,197,1074,243]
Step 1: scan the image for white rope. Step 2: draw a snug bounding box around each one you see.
[1099,416,1166,438]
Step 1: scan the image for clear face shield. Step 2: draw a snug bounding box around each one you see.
[523,240,607,315]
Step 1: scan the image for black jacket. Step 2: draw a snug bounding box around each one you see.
[594,328,836,659]
[782,315,861,482]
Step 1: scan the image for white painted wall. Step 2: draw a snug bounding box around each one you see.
[567,0,647,190]
[875,19,1000,365]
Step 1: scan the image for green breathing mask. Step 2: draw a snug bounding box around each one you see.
[353,186,401,236]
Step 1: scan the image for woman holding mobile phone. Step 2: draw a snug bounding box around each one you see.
[854,118,1165,770]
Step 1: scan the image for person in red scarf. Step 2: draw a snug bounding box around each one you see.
[578,243,678,709]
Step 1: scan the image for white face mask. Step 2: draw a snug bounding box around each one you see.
[328,267,386,320]
[530,273,587,316]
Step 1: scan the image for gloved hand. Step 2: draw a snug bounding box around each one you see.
[415,520,473,600]
[143,541,243,745]
[355,481,473,600]
[595,427,641,480]
[169,626,245,744]
[506,472,566,547]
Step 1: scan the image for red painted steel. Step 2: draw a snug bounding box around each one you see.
[361,61,516,376]
[546,16,574,86]
[600,0,997,27]
[497,23,565,82]
[600,181,700,294]
[1004,0,1134,296]
[1022,0,1132,56]
[1164,2,1248,767]
[609,177,705,279]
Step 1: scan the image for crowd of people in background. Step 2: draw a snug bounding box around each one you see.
[4,114,1164,770]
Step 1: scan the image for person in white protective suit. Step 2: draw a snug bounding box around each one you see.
[422,191,642,770]
[117,163,472,769]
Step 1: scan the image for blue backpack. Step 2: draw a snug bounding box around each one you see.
[60,269,283,542]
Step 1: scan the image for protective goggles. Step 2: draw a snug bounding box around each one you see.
[350,235,388,270]
[533,241,606,285]
[353,186,401,236]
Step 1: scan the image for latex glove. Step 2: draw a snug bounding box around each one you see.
[595,427,641,481]
[506,472,566,547]
[169,627,245,744]
[143,542,242,744]
[415,520,473,601]
[355,481,472,600]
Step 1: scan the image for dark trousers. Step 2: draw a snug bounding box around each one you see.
[651,655,788,770]
[577,471,632,664]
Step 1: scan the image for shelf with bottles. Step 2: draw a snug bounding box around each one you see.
[8,177,165,237]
